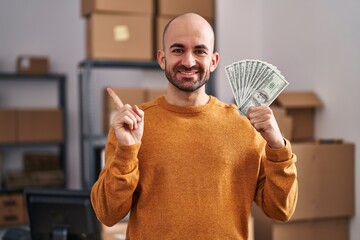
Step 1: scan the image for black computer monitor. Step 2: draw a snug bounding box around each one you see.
[25,188,102,240]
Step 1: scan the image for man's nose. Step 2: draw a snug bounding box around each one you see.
[181,52,196,68]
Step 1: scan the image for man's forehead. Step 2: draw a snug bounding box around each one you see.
[169,42,209,50]
[163,13,215,50]
[165,28,213,49]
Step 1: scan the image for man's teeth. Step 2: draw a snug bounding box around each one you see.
[180,71,197,74]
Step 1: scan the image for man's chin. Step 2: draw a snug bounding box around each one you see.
[177,81,207,92]
[176,73,198,80]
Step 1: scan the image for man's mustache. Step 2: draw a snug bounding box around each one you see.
[175,65,203,72]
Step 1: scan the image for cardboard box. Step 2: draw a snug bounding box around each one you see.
[252,206,349,240]
[273,218,349,240]
[5,171,33,191]
[272,92,322,142]
[271,106,293,140]
[6,170,64,190]
[23,153,60,173]
[0,153,3,189]
[17,109,63,142]
[0,193,27,226]
[30,170,64,188]
[0,109,16,143]
[86,13,153,61]
[103,88,146,133]
[156,16,172,51]
[158,0,214,18]
[156,15,214,51]
[291,142,354,220]
[16,56,49,75]
[81,0,153,16]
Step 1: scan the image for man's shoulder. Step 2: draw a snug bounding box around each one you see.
[139,96,163,111]
[211,96,239,112]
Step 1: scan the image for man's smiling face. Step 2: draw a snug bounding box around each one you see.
[159,14,218,92]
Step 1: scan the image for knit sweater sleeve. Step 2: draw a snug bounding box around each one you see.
[91,128,140,226]
[254,138,298,222]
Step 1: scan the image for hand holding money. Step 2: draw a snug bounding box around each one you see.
[247,106,285,149]
[107,88,144,146]
[225,59,288,148]
[225,59,289,115]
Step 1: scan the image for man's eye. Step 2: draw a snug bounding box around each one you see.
[195,50,207,55]
[172,49,183,53]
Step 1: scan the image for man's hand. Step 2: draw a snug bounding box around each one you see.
[107,88,144,145]
[247,106,285,149]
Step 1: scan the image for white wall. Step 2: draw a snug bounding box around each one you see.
[1,0,359,239]
[0,0,84,188]
[216,1,360,239]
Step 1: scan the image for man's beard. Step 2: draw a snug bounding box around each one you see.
[165,64,210,92]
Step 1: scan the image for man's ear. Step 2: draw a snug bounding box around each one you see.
[210,52,220,72]
[157,50,166,70]
[210,51,220,72]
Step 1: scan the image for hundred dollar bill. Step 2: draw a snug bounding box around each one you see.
[225,64,239,105]
[238,69,288,115]
[225,59,288,113]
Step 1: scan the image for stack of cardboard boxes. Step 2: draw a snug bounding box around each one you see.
[6,153,64,191]
[253,91,355,240]
[0,154,28,226]
[0,109,63,144]
[81,0,215,60]
[0,193,28,226]
[0,110,64,226]
[0,52,60,227]
[0,109,64,191]
[0,153,2,190]
[81,0,154,60]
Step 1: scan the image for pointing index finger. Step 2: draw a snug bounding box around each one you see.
[107,87,124,109]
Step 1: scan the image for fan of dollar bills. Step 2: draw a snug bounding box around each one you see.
[225,59,289,115]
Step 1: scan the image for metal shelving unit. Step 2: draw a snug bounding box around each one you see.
[78,59,216,189]
[0,73,67,191]
[78,60,161,189]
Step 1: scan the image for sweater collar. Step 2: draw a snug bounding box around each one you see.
[157,95,216,114]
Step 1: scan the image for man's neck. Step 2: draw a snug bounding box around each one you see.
[164,86,210,107]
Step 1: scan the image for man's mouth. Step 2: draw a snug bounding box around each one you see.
[176,66,201,77]
[178,70,199,76]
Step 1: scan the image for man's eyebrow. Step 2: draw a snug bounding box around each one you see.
[169,43,185,49]
[194,44,209,50]
[169,43,209,51]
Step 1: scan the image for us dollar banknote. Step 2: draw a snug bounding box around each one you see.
[225,59,289,115]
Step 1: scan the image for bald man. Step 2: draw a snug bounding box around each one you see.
[91,13,298,239]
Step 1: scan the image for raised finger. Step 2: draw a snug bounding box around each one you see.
[111,111,138,130]
[107,87,124,110]
[132,105,144,122]
[123,104,141,123]
[123,115,137,130]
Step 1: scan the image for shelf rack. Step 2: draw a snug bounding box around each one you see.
[0,72,67,191]
[78,60,161,189]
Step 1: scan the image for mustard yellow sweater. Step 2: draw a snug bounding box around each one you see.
[91,96,298,240]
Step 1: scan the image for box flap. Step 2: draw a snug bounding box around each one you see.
[274,91,323,109]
